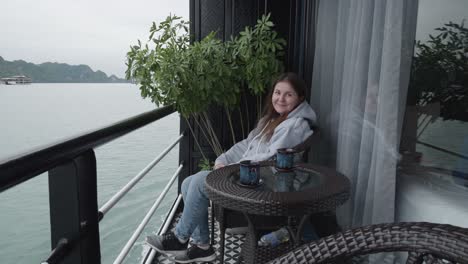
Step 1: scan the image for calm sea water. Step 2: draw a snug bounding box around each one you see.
[0,83,180,264]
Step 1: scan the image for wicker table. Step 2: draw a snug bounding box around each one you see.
[205,161,350,264]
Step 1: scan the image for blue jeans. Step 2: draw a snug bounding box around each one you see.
[175,170,211,245]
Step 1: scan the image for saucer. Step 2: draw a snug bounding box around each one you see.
[235,178,264,188]
[275,166,296,172]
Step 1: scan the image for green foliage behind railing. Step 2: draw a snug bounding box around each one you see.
[125,14,286,161]
[126,14,285,117]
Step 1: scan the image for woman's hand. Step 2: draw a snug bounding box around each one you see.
[214,163,225,170]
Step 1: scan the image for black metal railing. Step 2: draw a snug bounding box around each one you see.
[0,105,177,264]
[0,105,175,191]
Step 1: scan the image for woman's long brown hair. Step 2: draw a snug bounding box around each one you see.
[258,72,306,141]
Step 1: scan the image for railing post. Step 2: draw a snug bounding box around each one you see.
[48,150,101,264]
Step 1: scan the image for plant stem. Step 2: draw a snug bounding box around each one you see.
[201,111,223,155]
[225,106,237,145]
[196,112,223,156]
[242,91,250,134]
[193,114,220,156]
[259,95,263,120]
[238,106,245,139]
[257,96,262,120]
[184,117,207,160]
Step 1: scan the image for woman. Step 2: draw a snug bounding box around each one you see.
[146,72,317,263]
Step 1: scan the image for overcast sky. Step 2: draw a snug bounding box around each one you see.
[2,0,467,79]
[416,0,468,42]
[0,0,188,78]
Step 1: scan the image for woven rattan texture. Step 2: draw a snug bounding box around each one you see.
[267,222,468,264]
[205,162,350,216]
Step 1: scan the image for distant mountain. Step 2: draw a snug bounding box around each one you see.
[0,56,129,83]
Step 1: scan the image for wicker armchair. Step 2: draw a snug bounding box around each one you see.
[267,222,468,264]
[210,127,324,263]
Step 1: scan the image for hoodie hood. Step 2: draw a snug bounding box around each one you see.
[282,101,317,127]
[214,101,317,166]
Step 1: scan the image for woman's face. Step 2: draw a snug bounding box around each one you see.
[272,81,301,115]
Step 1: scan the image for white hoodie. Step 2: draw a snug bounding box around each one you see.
[214,101,317,166]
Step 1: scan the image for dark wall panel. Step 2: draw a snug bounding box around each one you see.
[180,0,318,190]
[200,0,225,39]
[180,0,262,189]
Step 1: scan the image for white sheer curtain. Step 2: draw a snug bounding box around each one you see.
[310,0,419,231]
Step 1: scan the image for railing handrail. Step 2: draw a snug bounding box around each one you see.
[0,105,176,192]
[113,164,184,264]
[98,134,184,219]
[416,139,468,161]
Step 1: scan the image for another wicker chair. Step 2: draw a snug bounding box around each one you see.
[267,222,468,264]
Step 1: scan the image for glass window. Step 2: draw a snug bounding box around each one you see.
[398,0,468,226]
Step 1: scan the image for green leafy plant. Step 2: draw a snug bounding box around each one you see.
[126,13,286,159]
[232,15,286,96]
[411,20,468,121]
[198,158,214,171]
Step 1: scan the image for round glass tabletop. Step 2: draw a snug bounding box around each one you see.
[228,166,324,192]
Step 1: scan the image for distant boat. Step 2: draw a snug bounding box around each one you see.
[1,75,32,85]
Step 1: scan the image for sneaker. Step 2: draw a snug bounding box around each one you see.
[145,232,188,255]
[258,227,290,247]
[173,245,216,263]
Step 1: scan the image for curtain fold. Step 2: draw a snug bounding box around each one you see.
[311,0,419,233]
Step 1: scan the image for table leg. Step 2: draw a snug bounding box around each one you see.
[219,207,226,264]
[241,212,257,264]
[293,214,312,247]
[210,202,215,245]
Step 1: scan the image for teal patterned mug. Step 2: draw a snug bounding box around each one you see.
[276,148,296,169]
[239,160,260,185]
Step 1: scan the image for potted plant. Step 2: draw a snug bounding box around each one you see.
[125,14,286,164]
[411,20,468,122]
[401,20,468,165]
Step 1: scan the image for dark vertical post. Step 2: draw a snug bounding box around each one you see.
[179,0,198,193]
[303,0,319,102]
[180,0,228,187]
[224,0,233,38]
[48,150,101,264]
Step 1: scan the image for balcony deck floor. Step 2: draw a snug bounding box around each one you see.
[154,210,245,264]
[151,209,360,264]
